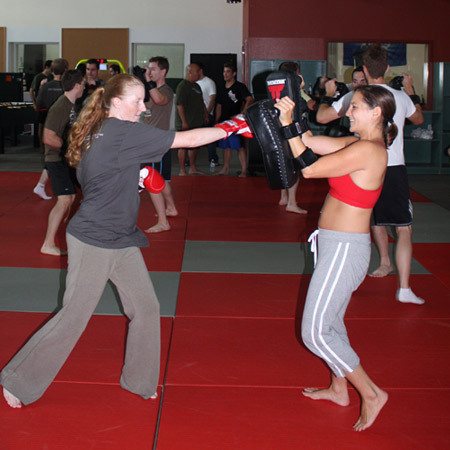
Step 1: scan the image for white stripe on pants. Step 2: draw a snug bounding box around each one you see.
[301,228,370,377]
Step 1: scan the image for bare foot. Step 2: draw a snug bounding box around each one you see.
[3,388,22,408]
[279,197,288,206]
[302,386,350,407]
[286,205,308,214]
[369,264,394,278]
[238,171,248,178]
[189,169,204,175]
[179,171,188,176]
[165,208,178,217]
[353,389,388,431]
[144,223,171,233]
[40,245,67,256]
[215,170,229,176]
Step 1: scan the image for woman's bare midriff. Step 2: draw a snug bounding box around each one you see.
[318,195,372,234]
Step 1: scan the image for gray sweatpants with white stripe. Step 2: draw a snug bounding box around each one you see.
[301,228,370,377]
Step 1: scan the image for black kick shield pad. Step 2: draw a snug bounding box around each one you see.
[245,99,299,190]
[265,70,308,122]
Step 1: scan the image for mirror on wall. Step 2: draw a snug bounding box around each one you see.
[327,42,429,105]
[132,43,185,79]
[8,43,59,91]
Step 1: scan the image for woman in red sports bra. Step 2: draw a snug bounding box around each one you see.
[276,86,398,432]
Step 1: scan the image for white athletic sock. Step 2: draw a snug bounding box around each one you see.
[33,183,52,200]
[397,288,425,305]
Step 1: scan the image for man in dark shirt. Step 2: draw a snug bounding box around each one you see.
[30,60,53,112]
[36,59,69,115]
[215,63,253,176]
[175,63,207,175]
[33,59,69,200]
[30,60,54,198]
[82,59,106,100]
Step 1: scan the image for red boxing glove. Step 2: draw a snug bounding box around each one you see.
[139,166,165,193]
[215,114,253,138]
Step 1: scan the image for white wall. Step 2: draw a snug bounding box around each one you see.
[2,0,243,75]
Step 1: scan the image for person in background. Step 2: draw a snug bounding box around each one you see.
[175,63,207,175]
[82,59,106,101]
[142,56,177,233]
[317,66,367,122]
[215,63,253,177]
[30,61,54,199]
[33,59,69,200]
[318,45,424,305]
[195,61,219,166]
[109,64,121,77]
[40,70,85,256]
[30,60,53,113]
[276,61,314,214]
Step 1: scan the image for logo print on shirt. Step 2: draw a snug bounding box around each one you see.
[69,107,77,127]
[228,90,238,103]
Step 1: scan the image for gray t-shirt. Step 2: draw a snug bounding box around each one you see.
[67,118,175,249]
[143,84,174,131]
[36,80,64,110]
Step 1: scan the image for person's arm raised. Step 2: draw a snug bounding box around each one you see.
[275,97,363,179]
[149,86,168,106]
[402,73,424,125]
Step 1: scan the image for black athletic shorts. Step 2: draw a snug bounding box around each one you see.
[142,149,172,182]
[45,161,77,196]
[38,110,48,125]
[372,165,413,227]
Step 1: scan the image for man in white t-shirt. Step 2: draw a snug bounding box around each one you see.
[317,45,425,305]
[317,66,367,121]
[195,62,219,165]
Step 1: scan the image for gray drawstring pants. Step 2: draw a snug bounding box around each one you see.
[301,228,370,377]
[1,233,160,405]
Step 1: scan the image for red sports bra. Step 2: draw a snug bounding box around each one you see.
[328,174,382,209]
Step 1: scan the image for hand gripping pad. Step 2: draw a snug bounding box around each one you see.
[245,99,299,190]
[265,70,308,122]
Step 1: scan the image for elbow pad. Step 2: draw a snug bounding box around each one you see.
[294,147,317,169]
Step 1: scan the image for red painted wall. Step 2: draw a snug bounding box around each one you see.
[244,0,450,62]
